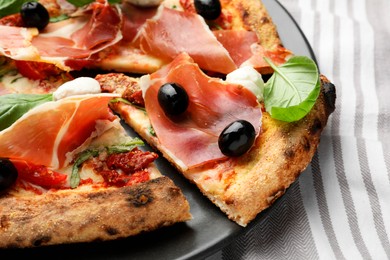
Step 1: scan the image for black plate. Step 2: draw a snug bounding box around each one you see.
[0,1,315,259]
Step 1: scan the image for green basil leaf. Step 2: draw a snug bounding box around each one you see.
[70,139,143,188]
[0,93,53,131]
[70,149,99,189]
[263,56,321,122]
[66,0,121,7]
[106,138,144,154]
[66,0,93,7]
[50,14,69,23]
[0,0,31,18]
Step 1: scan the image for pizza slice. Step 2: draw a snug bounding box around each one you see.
[0,0,291,88]
[104,53,336,226]
[0,83,191,248]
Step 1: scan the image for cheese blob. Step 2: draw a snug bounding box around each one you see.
[53,77,101,100]
[226,66,265,102]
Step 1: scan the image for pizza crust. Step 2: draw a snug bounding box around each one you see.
[220,0,282,49]
[0,176,191,248]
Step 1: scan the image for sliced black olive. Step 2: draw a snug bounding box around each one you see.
[218,120,256,157]
[158,83,189,116]
[194,0,222,20]
[0,158,18,194]
[20,2,50,31]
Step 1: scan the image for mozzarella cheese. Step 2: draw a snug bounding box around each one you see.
[53,77,101,100]
[226,66,265,102]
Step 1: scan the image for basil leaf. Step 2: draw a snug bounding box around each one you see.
[263,56,320,122]
[107,138,144,154]
[70,149,99,189]
[70,140,143,188]
[0,0,31,18]
[0,93,53,131]
[50,14,69,23]
[66,0,121,7]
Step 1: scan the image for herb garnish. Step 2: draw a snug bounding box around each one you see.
[70,139,144,188]
[0,93,53,131]
[263,56,320,122]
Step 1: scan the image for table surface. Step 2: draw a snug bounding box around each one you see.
[209,0,390,259]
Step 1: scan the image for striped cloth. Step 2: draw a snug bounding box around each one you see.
[208,0,390,259]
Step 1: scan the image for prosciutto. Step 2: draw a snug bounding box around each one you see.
[121,2,158,43]
[0,94,118,169]
[142,53,262,170]
[0,1,122,70]
[213,30,259,67]
[138,7,237,74]
[0,26,39,60]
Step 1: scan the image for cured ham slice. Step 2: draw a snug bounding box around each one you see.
[241,44,293,73]
[121,2,158,43]
[213,30,259,67]
[214,30,293,73]
[34,1,122,68]
[0,25,39,60]
[142,53,262,170]
[0,1,122,71]
[139,7,237,74]
[0,94,118,169]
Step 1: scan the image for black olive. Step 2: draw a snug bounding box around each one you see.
[218,120,256,157]
[158,83,189,116]
[20,2,50,31]
[0,158,18,194]
[194,0,222,20]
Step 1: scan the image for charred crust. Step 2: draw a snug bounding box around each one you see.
[301,136,311,151]
[321,76,336,115]
[32,235,51,247]
[104,226,120,236]
[126,187,154,207]
[284,148,295,158]
[0,215,10,229]
[260,16,270,24]
[241,9,249,20]
[309,118,323,135]
[167,186,182,199]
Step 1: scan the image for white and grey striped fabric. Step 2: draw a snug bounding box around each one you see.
[209,0,390,259]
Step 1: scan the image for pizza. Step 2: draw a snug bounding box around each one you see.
[0,0,336,249]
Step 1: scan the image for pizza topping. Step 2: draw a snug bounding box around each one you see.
[213,30,259,67]
[263,56,320,122]
[52,77,101,100]
[14,60,64,80]
[70,137,145,188]
[0,158,18,193]
[0,93,53,131]
[0,1,123,71]
[194,0,221,20]
[0,25,39,60]
[20,2,50,31]
[124,0,163,7]
[218,120,256,157]
[106,148,158,175]
[142,53,262,170]
[0,94,118,169]
[157,82,189,116]
[138,7,237,74]
[226,66,265,102]
[121,2,159,43]
[11,158,68,189]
